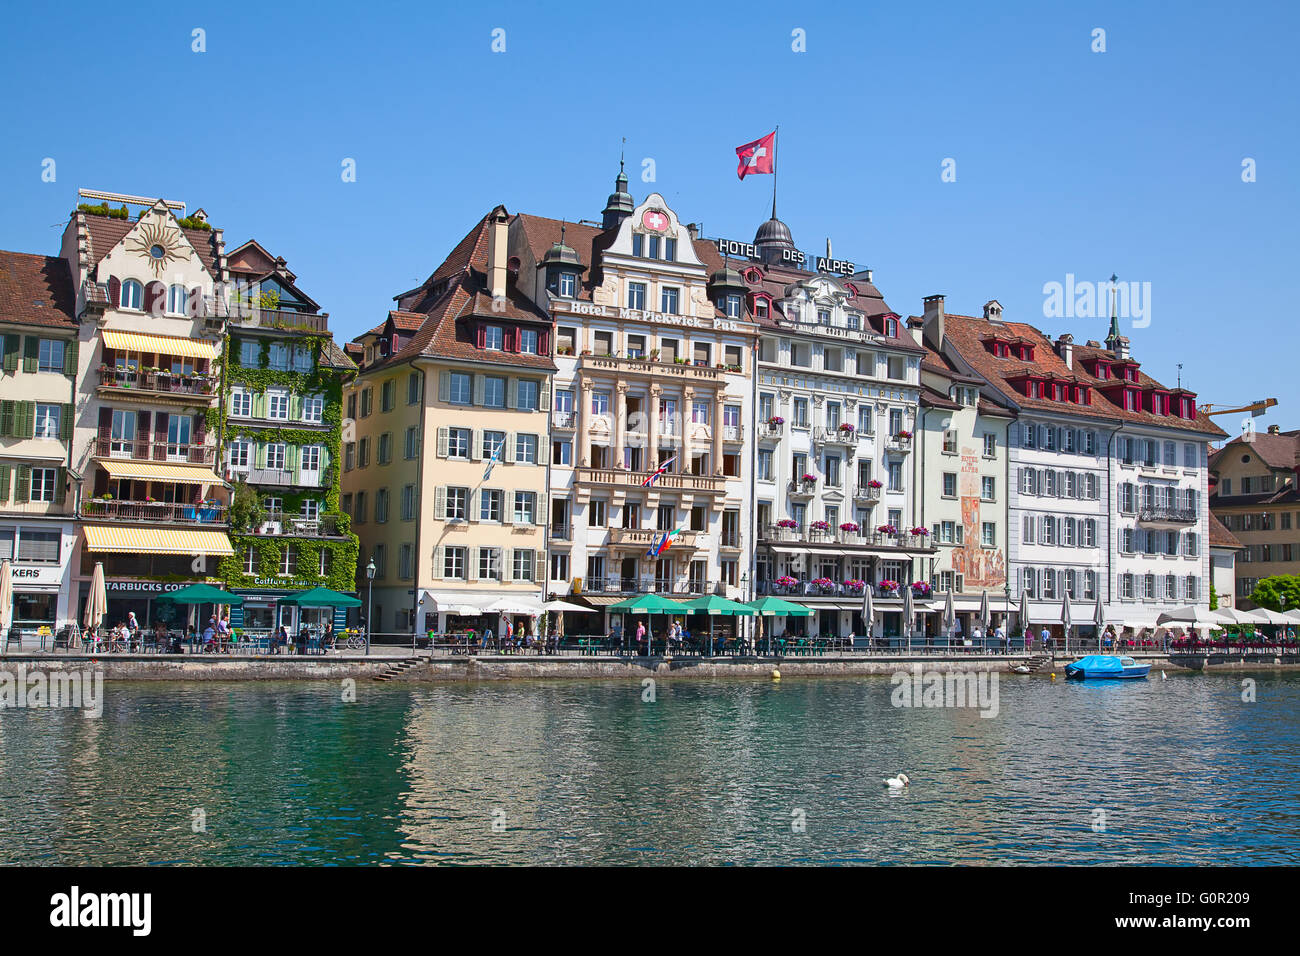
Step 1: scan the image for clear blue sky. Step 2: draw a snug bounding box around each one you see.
[2,1,1296,431]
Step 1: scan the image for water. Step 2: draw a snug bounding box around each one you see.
[1,672,1296,865]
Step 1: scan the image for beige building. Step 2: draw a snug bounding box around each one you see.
[0,250,80,635]
[1209,427,1299,607]
[344,207,553,635]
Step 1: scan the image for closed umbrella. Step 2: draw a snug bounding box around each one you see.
[978,589,991,632]
[1018,589,1031,651]
[942,590,957,645]
[1093,591,1106,650]
[84,561,107,637]
[861,586,875,650]
[1061,596,1073,655]
[902,584,915,653]
[0,560,12,639]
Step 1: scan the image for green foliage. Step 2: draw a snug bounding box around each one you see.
[177,215,212,231]
[78,202,129,220]
[1248,575,1300,612]
[1209,582,1219,611]
[217,534,359,593]
[228,479,265,533]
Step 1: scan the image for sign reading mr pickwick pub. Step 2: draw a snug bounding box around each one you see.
[553,301,745,332]
[713,238,857,277]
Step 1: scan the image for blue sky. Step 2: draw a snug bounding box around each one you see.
[2,0,1296,430]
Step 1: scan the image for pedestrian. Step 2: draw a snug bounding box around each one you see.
[636,620,646,655]
[995,622,1007,653]
[127,611,140,636]
[1040,625,1052,653]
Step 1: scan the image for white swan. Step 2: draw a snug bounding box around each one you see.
[1161,670,1167,680]
[883,773,910,789]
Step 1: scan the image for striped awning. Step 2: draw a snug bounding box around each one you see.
[99,459,221,485]
[83,525,234,556]
[102,329,219,361]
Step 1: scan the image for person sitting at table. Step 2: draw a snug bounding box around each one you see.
[201,619,217,652]
[274,624,289,655]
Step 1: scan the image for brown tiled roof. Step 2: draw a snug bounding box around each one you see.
[82,212,222,277]
[1207,513,1244,550]
[939,312,1226,436]
[919,385,961,410]
[319,338,358,372]
[0,251,78,330]
[1211,432,1300,472]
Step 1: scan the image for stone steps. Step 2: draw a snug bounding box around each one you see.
[372,658,421,682]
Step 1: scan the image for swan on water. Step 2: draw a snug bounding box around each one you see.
[883,773,910,789]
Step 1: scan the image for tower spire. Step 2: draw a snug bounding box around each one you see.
[1105,273,1121,348]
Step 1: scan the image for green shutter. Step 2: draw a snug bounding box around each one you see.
[1,335,17,372]
[0,465,9,503]
[255,443,267,469]
[290,394,302,421]
[0,400,12,438]
[22,337,39,373]
[59,403,73,441]
[56,468,66,502]
[254,392,267,418]
[64,338,78,378]
[17,401,34,438]
[14,464,30,503]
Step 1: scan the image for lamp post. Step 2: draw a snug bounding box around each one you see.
[365,558,376,656]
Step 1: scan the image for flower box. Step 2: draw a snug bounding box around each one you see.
[837,423,855,433]
[775,575,799,588]
[839,522,860,532]
[775,518,799,529]
[810,520,831,532]
[910,581,932,596]
[801,473,818,484]
[843,579,865,591]
[909,527,930,537]
[894,430,913,441]
[876,524,898,535]
[811,577,835,590]
[878,580,900,593]
[766,416,785,426]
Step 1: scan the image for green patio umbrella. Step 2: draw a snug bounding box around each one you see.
[278,587,362,607]
[681,595,755,656]
[607,593,688,656]
[745,596,813,655]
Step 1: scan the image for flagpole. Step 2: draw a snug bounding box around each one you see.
[771,125,779,219]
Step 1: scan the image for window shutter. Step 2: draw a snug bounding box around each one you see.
[505,378,517,410]
[504,433,515,464]
[471,429,482,462]
[0,400,13,438]
[539,378,551,411]
[533,551,545,584]
[60,403,73,441]
[433,546,444,580]
[63,338,78,377]
[255,442,267,469]
[469,548,481,582]
[436,426,449,458]
[18,401,34,438]
[56,468,67,502]
[502,493,514,526]
[473,375,485,406]
[0,465,9,502]
[1,335,17,372]
[434,486,446,520]
[501,551,512,582]
[15,464,30,503]
[438,370,450,403]
[956,524,964,545]
[22,337,38,373]
[290,394,302,421]
[107,277,121,307]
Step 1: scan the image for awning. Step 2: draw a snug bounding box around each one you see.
[102,329,219,361]
[99,458,222,485]
[577,595,627,607]
[83,525,234,556]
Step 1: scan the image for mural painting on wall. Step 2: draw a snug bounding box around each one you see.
[954,447,1006,588]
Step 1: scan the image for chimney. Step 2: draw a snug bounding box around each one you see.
[686,222,699,241]
[983,299,1004,322]
[922,294,945,350]
[487,205,509,301]
[1113,335,1131,361]
[1055,333,1074,369]
[1268,424,1281,435]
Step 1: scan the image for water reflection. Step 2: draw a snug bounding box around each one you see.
[0,674,1296,865]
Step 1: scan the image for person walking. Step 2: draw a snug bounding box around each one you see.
[636,620,646,656]
[995,622,1007,654]
[1040,625,1052,654]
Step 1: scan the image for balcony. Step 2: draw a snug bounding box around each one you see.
[577,466,726,495]
[886,434,914,455]
[788,478,816,499]
[722,425,743,444]
[552,410,576,430]
[550,523,572,541]
[608,528,701,550]
[579,353,721,384]
[231,308,329,334]
[718,532,742,550]
[246,512,344,537]
[80,499,227,525]
[97,367,218,401]
[814,426,859,448]
[853,486,883,504]
[95,437,216,466]
[248,467,322,489]
[761,524,936,552]
[587,575,721,596]
[1138,507,1198,528]
[758,420,784,442]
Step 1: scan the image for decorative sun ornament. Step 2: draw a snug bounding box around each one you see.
[126,219,187,276]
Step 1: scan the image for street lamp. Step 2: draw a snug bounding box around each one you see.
[365,557,376,656]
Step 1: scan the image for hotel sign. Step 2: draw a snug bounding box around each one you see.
[556,303,742,332]
[714,238,855,276]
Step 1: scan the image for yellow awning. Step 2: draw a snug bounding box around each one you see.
[99,459,222,485]
[102,329,218,361]
[83,525,234,556]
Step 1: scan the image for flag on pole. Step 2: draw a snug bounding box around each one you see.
[641,455,677,487]
[647,528,685,558]
[482,439,504,481]
[736,131,776,179]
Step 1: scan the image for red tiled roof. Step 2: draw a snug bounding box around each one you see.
[1211,431,1300,472]
[1207,513,1244,550]
[939,312,1226,436]
[0,251,78,330]
[82,212,223,277]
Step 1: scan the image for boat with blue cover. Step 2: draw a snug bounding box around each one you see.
[1064,655,1150,680]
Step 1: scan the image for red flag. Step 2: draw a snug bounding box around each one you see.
[736,131,776,179]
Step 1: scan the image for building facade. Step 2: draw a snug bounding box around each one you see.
[1209,427,1300,607]
[928,296,1225,639]
[217,240,359,632]
[0,251,80,634]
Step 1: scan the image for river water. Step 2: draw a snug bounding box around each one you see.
[1,672,1295,865]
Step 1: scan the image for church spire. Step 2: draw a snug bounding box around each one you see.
[602,140,634,230]
[1105,273,1122,349]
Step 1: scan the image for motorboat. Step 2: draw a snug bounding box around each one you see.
[1064,655,1150,680]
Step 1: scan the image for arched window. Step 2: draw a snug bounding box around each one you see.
[167,284,188,315]
[120,279,143,311]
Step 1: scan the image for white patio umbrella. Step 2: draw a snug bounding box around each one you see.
[0,560,12,637]
[978,589,991,633]
[1018,589,1031,649]
[1252,608,1292,626]
[861,586,875,647]
[942,590,957,645]
[540,599,589,645]
[1158,606,1229,629]
[1061,596,1073,655]
[1284,609,1300,623]
[1093,591,1106,649]
[84,561,107,636]
[1216,607,1268,626]
[902,584,915,652]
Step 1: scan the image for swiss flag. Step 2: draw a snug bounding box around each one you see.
[736,131,776,179]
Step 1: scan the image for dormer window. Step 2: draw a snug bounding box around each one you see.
[817,308,831,325]
[519,329,540,355]
[120,279,143,311]
[753,296,769,320]
[648,235,660,259]
[558,272,576,297]
[724,294,741,319]
[483,326,504,351]
[1095,361,1110,380]
[664,238,677,261]
[885,317,899,337]
[846,313,860,330]
[632,234,644,257]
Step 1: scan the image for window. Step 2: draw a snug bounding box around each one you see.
[444,486,468,520]
[793,397,809,428]
[858,404,874,434]
[1022,515,1036,545]
[291,345,312,373]
[481,430,506,460]
[230,390,252,417]
[298,394,322,424]
[448,372,471,405]
[479,488,503,522]
[589,500,607,526]
[1023,423,1036,448]
[381,380,395,412]
[266,389,289,421]
[483,375,507,408]
[628,282,646,310]
[825,456,841,487]
[692,400,709,425]
[354,491,366,524]
[983,433,997,458]
[887,461,903,492]
[943,472,957,497]
[279,545,297,577]
[515,433,538,464]
[484,326,504,350]
[375,488,389,523]
[513,492,536,524]
[240,340,259,368]
[479,547,502,581]
[513,549,535,581]
[404,427,419,460]
[942,430,957,454]
[17,528,60,563]
[725,294,741,319]
[29,468,57,502]
[757,448,773,481]
[551,553,569,582]
[447,427,470,458]
[269,342,290,372]
[443,546,466,579]
[557,273,576,298]
[117,279,143,311]
[228,439,250,470]
[886,356,906,380]
[359,387,373,418]
[356,437,370,468]
[982,522,996,547]
[33,403,60,439]
[243,545,256,574]
[661,287,679,314]
[981,476,995,501]
[517,379,539,411]
[343,443,355,471]
[664,238,677,261]
[266,443,286,471]
[378,432,392,464]
[519,329,540,354]
[552,440,572,465]
[37,339,66,373]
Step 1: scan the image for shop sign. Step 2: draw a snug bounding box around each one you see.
[11,565,62,585]
[105,580,192,594]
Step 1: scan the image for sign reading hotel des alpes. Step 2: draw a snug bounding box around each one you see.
[713,238,856,276]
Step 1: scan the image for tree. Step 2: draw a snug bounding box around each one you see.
[228,480,264,533]
[1209,582,1219,611]
[1248,575,1300,612]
